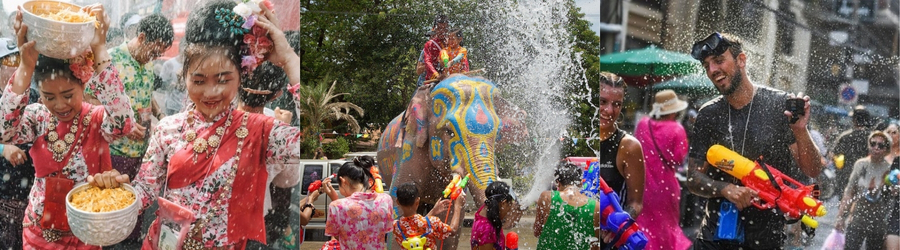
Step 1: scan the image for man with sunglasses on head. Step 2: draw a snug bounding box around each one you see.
[685,32,823,250]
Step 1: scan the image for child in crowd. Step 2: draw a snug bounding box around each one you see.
[393,182,465,250]
[324,156,393,249]
[440,28,469,76]
[533,162,600,250]
[471,181,520,250]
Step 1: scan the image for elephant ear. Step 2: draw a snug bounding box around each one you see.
[495,96,528,144]
[402,84,434,148]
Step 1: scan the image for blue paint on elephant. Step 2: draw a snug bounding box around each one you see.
[465,97,494,135]
[431,136,444,161]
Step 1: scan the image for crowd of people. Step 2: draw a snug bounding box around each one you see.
[0,0,897,249]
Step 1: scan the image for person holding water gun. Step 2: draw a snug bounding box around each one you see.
[533,162,602,250]
[686,32,823,250]
[836,131,893,250]
[392,182,465,250]
[439,28,469,76]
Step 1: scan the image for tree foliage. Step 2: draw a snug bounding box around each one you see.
[298,0,600,158]
[296,79,365,136]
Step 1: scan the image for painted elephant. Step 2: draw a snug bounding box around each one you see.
[377,75,527,250]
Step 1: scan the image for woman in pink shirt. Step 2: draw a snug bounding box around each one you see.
[633,90,691,250]
[324,156,393,249]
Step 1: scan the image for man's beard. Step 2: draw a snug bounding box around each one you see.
[720,69,743,96]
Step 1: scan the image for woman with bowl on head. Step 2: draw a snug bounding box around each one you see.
[3,4,135,249]
[89,0,305,248]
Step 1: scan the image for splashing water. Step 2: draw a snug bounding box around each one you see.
[472,0,591,207]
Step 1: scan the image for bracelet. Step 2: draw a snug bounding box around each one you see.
[301,203,316,214]
[94,58,111,67]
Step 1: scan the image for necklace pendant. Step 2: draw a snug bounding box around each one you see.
[236,127,248,139]
[64,133,75,144]
[51,140,67,154]
[47,131,59,142]
[185,130,197,142]
[193,138,208,154]
[207,135,221,148]
[69,124,77,134]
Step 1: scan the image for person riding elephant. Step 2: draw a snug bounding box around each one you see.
[377,75,527,250]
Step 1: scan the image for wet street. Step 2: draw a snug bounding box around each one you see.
[298,196,845,250]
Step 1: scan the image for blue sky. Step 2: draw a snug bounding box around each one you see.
[575,0,601,35]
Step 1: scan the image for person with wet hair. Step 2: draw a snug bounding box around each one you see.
[471,181,519,250]
[884,122,899,162]
[533,162,600,250]
[597,72,645,222]
[83,13,174,244]
[89,0,304,248]
[238,61,300,249]
[686,32,823,249]
[4,4,136,248]
[836,131,893,250]
[324,156,393,249]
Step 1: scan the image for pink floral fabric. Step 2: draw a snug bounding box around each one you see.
[0,64,132,219]
[132,87,305,247]
[324,192,393,250]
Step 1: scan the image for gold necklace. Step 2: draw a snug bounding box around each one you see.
[46,114,91,162]
[184,111,234,156]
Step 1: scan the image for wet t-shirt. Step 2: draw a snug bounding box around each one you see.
[689,86,800,248]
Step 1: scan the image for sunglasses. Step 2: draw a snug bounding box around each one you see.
[691,32,732,60]
[870,141,889,150]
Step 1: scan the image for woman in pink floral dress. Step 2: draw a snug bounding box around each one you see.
[3,5,135,249]
[90,0,304,249]
[324,156,393,250]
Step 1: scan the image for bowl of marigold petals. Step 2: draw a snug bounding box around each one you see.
[66,183,140,246]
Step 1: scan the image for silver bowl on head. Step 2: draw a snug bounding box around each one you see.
[21,0,95,59]
[65,183,140,246]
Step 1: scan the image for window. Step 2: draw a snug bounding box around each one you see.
[301,164,324,195]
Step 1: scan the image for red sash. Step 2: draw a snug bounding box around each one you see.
[29,103,114,232]
[165,110,274,245]
[31,103,112,178]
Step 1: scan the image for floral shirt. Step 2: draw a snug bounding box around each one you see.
[325,192,393,250]
[132,105,305,247]
[85,43,155,158]
[0,64,132,217]
[392,214,453,250]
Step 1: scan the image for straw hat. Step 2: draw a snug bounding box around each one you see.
[649,90,688,118]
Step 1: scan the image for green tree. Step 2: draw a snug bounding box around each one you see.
[297,79,365,137]
[564,1,601,157]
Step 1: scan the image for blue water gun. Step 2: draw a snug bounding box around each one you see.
[581,159,647,250]
[885,169,900,185]
[581,160,601,197]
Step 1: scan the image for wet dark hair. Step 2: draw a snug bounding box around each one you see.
[555,162,583,187]
[33,55,79,87]
[433,15,448,28]
[182,0,244,81]
[396,182,419,206]
[239,62,286,107]
[484,181,514,241]
[138,14,175,46]
[600,71,626,89]
[337,156,376,189]
[106,27,123,45]
[719,32,743,59]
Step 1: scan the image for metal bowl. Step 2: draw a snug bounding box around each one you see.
[66,183,140,246]
[21,1,95,59]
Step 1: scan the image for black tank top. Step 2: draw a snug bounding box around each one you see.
[599,129,627,205]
